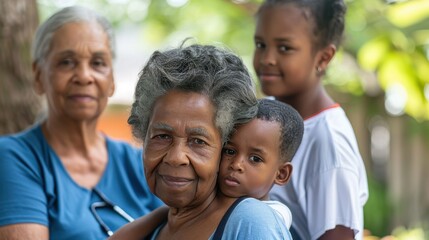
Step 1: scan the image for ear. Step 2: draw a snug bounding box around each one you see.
[33,61,45,95]
[274,162,293,186]
[315,43,336,73]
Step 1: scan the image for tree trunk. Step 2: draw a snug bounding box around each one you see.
[0,0,42,135]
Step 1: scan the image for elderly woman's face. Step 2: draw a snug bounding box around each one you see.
[34,22,114,121]
[143,90,223,208]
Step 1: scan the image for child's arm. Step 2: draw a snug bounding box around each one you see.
[108,205,169,240]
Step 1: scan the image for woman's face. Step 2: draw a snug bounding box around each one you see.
[34,21,114,121]
[143,90,222,208]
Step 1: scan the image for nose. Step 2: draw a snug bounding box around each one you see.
[163,140,190,167]
[73,63,94,85]
[259,49,276,66]
[229,156,244,172]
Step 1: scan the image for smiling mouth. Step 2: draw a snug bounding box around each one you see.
[68,94,95,102]
[160,175,193,188]
[259,73,282,82]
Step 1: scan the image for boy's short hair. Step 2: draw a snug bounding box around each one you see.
[256,98,304,162]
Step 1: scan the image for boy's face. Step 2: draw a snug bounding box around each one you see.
[252,4,320,99]
[218,118,290,200]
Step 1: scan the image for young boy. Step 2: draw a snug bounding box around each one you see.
[110,98,303,239]
[218,98,304,229]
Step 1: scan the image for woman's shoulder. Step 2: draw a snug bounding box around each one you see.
[0,124,44,154]
[0,124,47,189]
[105,137,143,156]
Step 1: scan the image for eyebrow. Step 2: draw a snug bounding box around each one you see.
[249,147,267,155]
[254,35,294,43]
[55,50,75,57]
[151,122,173,131]
[92,51,110,57]
[186,127,210,138]
[151,122,211,139]
[55,50,109,57]
[151,123,209,137]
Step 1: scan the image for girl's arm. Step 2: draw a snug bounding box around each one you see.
[318,225,354,240]
[109,205,169,240]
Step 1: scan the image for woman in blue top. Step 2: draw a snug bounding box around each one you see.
[0,6,162,240]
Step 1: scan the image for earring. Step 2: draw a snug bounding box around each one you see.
[316,66,322,73]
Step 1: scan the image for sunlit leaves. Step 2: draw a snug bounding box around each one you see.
[387,0,429,28]
[351,0,429,120]
[358,35,391,71]
[376,50,429,119]
[36,0,429,120]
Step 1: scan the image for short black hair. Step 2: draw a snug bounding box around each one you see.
[256,99,304,162]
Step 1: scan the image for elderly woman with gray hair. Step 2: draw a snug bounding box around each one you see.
[0,6,162,240]
[110,43,293,239]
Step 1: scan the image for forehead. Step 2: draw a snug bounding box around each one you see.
[49,21,111,56]
[255,4,313,39]
[233,118,281,146]
[230,118,282,164]
[149,90,220,136]
[238,118,280,134]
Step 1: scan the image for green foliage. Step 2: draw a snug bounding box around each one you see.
[351,0,429,120]
[364,174,392,237]
[143,0,255,55]
[37,0,429,121]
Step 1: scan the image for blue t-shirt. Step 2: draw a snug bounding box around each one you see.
[0,124,163,240]
[149,198,292,240]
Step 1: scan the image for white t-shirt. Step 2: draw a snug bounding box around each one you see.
[270,106,369,240]
[264,200,292,229]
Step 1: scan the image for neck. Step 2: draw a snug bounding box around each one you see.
[167,191,217,226]
[163,192,235,238]
[41,116,108,189]
[42,115,102,156]
[275,85,335,119]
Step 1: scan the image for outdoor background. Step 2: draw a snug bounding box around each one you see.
[1,0,429,239]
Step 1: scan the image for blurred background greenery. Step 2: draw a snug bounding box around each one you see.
[2,0,429,239]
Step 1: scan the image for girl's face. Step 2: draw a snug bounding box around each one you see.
[218,118,290,200]
[253,4,320,99]
[143,90,222,209]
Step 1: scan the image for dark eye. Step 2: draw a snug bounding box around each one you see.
[154,134,171,140]
[190,138,206,146]
[279,45,292,52]
[222,148,236,156]
[58,58,75,69]
[249,155,263,163]
[255,41,265,49]
[92,58,106,67]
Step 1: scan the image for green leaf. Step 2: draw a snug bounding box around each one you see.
[357,36,390,71]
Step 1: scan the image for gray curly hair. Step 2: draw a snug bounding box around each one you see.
[128,42,258,144]
[31,5,115,65]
